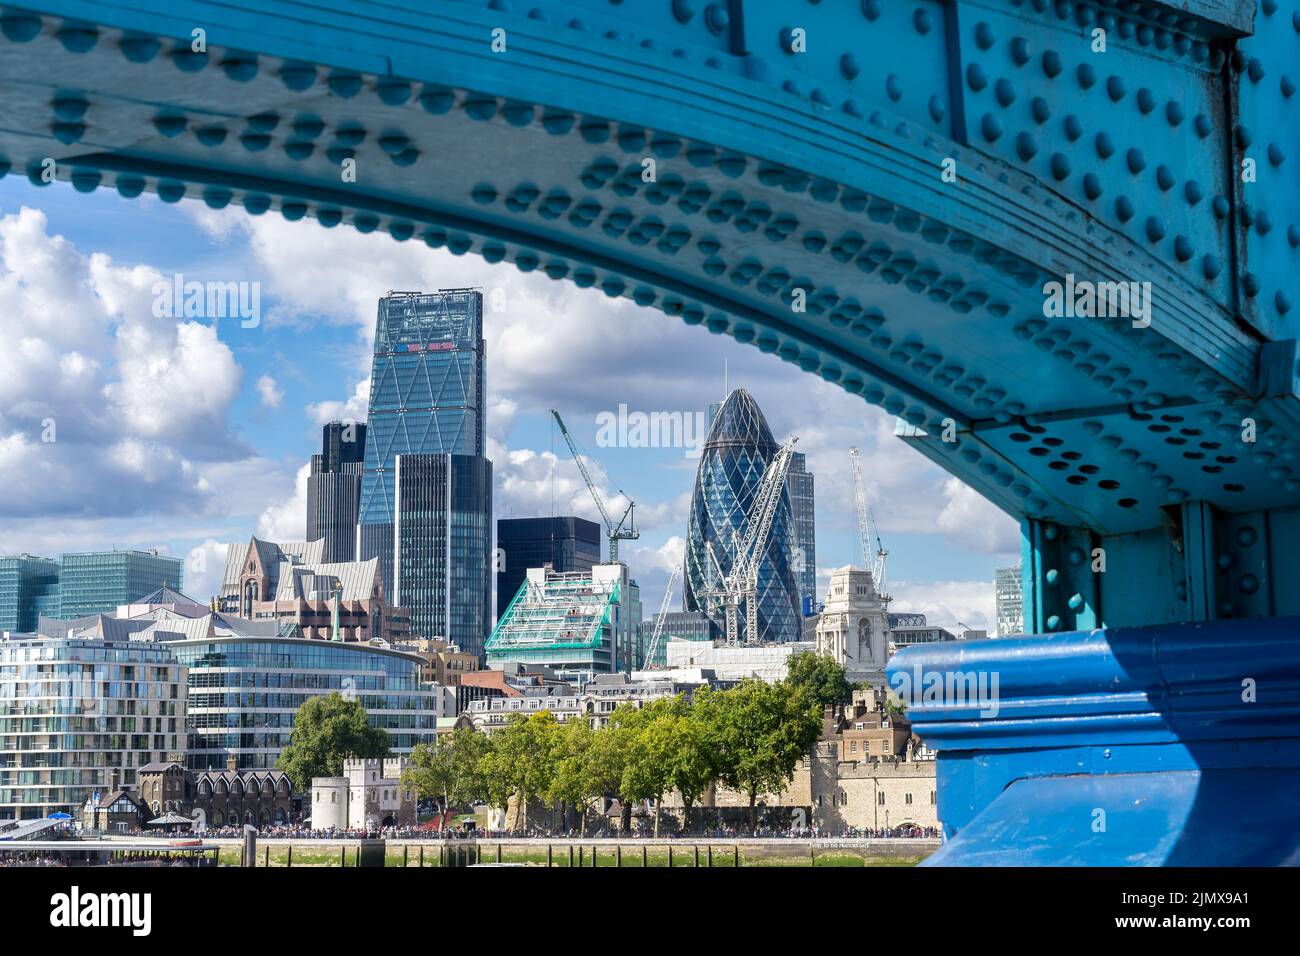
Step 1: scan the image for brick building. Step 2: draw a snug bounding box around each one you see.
[136,759,295,829]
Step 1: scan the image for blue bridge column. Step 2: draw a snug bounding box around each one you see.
[891,500,1300,866]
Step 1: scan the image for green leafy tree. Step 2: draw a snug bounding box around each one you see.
[665,706,716,832]
[602,697,685,832]
[546,718,602,835]
[786,652,853,711]
[623,711,706,837]
[702,680,822,833]
[276,693,390,791]
[401,727,490,829]
[476,736,516,831]
[621,716,673,837]
[487,711,560,831]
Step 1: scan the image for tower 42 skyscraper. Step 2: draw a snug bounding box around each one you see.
[358,290,493,658]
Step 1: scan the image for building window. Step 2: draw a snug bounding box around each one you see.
[877,792,885,806]
[905,793,913,805]
[930,790,936,805]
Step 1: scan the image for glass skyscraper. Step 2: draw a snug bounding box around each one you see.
[358,290,493,658]
[487,563,636,682]
[787,452,817,613]
[306,421,367,563]
[683,389,802,644]
[495,516,602,619]
[392,453,493,654]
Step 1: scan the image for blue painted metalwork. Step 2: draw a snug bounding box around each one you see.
[0,0,1295,863]
[889,616,1300,864]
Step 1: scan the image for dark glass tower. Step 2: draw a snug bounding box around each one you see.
[306,421,367,563]
[495,516,602,618]
[392,454,493,655]
[787,452,817,613]
[358,290,492,658]
[683,389,802,643]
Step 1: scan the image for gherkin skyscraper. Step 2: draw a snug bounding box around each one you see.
[683,389,802,644]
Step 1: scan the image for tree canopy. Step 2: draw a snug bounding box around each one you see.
[400,726,490,828]
[785,652,854,711]
[699,679,823,831]
[398,674,827,835]
[276,692,390,791]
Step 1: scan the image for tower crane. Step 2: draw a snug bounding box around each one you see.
[551,410,638,562]
[849,447,890,607]
[706,437,798,644]
[642,564,681,669]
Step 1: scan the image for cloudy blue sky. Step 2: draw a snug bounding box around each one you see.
[0,176,1019,632]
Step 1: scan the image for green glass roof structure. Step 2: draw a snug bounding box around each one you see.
[485,566,632,681]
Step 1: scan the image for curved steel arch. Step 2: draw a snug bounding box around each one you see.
[1,0,1298,864]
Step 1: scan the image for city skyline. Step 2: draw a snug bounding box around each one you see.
[0,179,1018,636]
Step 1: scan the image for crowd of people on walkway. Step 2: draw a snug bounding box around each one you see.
[0,851,68,867]
[73,820,941,842]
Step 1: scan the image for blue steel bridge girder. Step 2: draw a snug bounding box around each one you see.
[0,0,1296,864]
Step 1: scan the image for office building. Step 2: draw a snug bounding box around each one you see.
[57,550,184,620]
[0,635,188,821]
[683,388,802,643]
[7,550,184,623]
[357,290,493,659]
[166,634,447,771]
[888,617,960,649]
[663,639,816,683]
[627,577,642,667]
[636,609,719,669]
[461,672,699,734]
[307,421,367,563]
[389,453,493,653]
[487,563,637,682]
[0,555,59,632]
[495,516,601,619]
[996,564,1024,636]
[787,451,817,612]
[40,587,444,775]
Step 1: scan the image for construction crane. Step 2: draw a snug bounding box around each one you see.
[705,437,798,644]
[642,564,681,669]
[849,447,890,606]
[551,409,639,562]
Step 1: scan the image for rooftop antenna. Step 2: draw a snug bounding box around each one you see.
[723,358,728,398]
